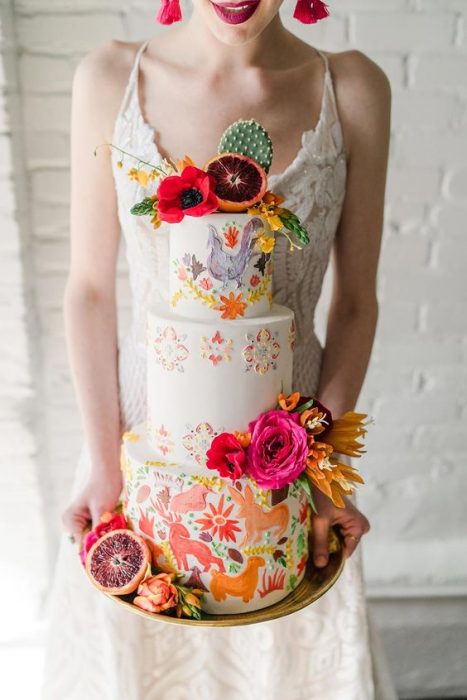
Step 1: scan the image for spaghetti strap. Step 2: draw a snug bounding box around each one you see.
[315,47,330,76]
[115,39,150,125]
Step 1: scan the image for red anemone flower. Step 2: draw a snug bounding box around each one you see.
[156,165,219,223]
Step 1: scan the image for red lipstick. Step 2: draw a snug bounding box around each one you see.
[211,1,261,25]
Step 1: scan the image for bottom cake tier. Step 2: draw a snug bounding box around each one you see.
[121,426,311,615]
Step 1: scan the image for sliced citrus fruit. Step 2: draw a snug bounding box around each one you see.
[205,153,267,212]
[85,529,150,595]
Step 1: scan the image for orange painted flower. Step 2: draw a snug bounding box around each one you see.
[195,494,242,542]
[278,391,301,411]
[216,292,247,320]
[224,225,240,249]
[250,274,260,288]
[323,411,371,458]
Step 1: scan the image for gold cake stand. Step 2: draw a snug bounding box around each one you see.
[104,530,345,627]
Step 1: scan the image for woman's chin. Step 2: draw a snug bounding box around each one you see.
[201,0,277,45]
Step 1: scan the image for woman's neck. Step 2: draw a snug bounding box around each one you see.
[168,9,297,71]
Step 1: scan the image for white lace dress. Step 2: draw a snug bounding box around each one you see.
[41,41,398,700]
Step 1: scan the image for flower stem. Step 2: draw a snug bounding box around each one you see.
[94,143,169,176]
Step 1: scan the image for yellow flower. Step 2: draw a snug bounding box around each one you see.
[323,411,371,458]
[257,235,276,254]
[128,168,150,188]
[248,190,286,232]
[305,455,365,509]
[116,160,124,169]
[175,155,196,173]
[149,195,162,229]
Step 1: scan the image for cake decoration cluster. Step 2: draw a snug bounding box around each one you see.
[100,118,310,251]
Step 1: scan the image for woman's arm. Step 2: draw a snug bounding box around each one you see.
[312,51,392,565]
[62,43,132,533]
[318,50,391,415]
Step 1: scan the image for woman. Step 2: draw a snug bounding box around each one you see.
[42,1,396,698]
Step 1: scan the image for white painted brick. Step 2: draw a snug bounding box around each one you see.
[19,54,74,94]
[392,89,462,129]
[17,14,125,54]
[25,131,70,169]
[397,130,467,166]
[445,167,467,202]
[424,302,467,333]
[386,164,441,200]
[23,95,71,133]
[413,54,467,89]
[433,203,467,235]
[31,169,70,205]
[353,12,456,51]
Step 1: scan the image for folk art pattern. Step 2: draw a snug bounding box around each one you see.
[182,422,221,466]
[123,462,310,604]
[242,328,281,374]
[199,330,234,366]
[152,326,189,372]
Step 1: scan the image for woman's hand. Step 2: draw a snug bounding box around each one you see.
[310,487,370,567]
[61,469,123,537]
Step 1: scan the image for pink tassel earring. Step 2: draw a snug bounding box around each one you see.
[156,0,182,25]
[293,0,330,24]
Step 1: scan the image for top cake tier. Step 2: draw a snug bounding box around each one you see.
[169,212,273,321]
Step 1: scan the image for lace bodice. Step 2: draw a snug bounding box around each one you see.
[112,40,347,430]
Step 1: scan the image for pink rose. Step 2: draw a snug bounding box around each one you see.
[247,410,308,489]
[79,511,128,566]
[206,433,248,481]
[133,572,178,613]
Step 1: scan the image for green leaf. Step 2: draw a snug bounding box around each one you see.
[296,397,314,414]
[279,210,310,246]
[296,473,318,515]
[131,197,155,216]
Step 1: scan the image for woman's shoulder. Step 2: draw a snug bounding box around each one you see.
[71,40,145,139]
[323,49,391,157]
[325,49,391,98]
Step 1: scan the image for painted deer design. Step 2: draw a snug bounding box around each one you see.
[152,496,225,573]
[210,556,266,603]
[227,485,290,546]
[169,522,225,573]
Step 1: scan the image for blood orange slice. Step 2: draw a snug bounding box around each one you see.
[85,529,150,595]
[205,153,267,212]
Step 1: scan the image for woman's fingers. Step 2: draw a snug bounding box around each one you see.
[312,517,330,568]
[341,514,370,558]
[61,501,91,537]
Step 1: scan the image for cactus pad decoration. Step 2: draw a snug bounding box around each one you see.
[218,119,273,174]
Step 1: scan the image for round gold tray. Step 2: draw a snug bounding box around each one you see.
[104,533,345,627]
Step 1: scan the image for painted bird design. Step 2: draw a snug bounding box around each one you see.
[207,217,264,288]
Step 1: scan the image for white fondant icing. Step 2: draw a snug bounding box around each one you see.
[146,303,294,466]
[169,212,274,320]
[121,426,310,615]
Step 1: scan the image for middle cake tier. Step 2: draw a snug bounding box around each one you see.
[146,302,295,468]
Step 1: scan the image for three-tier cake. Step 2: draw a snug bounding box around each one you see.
[120,212,311,614]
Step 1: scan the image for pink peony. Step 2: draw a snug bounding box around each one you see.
[133,572,178,613]
[247,410,308,489]
[206,433,248,481]
[79,511,128,566]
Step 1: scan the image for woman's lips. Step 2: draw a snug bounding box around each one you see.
[211,0,261,25]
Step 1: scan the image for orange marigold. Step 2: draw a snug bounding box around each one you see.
[215,292,247,320]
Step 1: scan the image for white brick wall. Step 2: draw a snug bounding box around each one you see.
[2,0,467,696]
